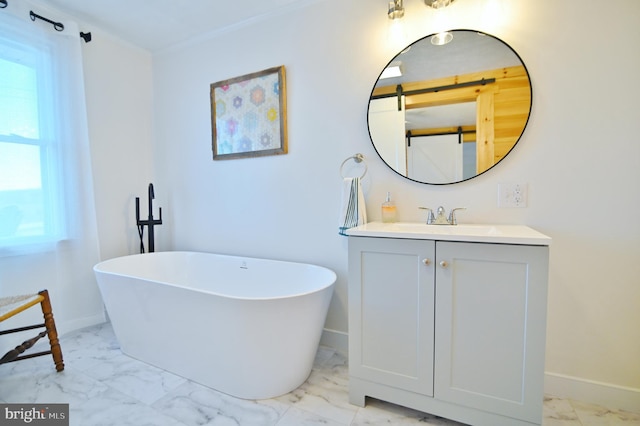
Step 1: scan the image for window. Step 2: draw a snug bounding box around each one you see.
[0,7,103,331]
[0,29,63,247]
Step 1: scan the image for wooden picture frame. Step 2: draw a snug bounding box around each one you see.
[210,66,287,160]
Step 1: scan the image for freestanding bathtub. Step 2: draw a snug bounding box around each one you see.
[93,251,336,400]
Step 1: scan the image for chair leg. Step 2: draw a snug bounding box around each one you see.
[39,290,64,372]
[0,331,47,365]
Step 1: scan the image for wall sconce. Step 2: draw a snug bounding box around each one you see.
[388,0,405,19]
[424,0,455,9]
[388,0,503,33]
[387,0,457,20]
[386,0,457,45]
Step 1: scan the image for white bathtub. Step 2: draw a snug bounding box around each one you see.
[93,251,336,400]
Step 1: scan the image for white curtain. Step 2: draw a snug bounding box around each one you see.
[0,0,104,351]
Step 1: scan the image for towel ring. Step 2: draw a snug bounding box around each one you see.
[340,153,367,179]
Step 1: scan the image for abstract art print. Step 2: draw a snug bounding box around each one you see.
[211,66,287,160]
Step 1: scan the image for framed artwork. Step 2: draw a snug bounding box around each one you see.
[210,65,287,160]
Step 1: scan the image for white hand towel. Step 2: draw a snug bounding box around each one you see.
[339,177,367,236]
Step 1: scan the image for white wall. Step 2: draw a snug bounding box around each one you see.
[82,30,155,259]
[78,0,639,412]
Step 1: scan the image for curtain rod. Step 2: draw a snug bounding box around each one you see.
[30,10,64,31]
[27,9,92,42]
[1,4,90,40]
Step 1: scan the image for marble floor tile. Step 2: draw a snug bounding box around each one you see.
[57,322,123,372]
[0,364,109,406]
[570,399,640,425]
[313,346,339,367]
[543,397,583,425]
[1,322,637,426]
[82,352,187,405]
[0,350,54,383]
[153,381,288,426]
[351,398,466,425]
[276,361,358,425]
[71,386,188,426]
[275,406,344,425]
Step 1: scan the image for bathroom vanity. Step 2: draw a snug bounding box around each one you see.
[347,222,551,426]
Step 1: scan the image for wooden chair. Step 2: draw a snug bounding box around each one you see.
[0,290,64,372]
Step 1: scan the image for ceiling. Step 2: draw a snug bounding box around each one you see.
[44,0,313,52]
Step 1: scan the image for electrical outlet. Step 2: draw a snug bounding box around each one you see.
[498,183,528,208]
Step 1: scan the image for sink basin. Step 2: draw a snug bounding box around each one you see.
[391,222,500,235]
[346,222,551,245]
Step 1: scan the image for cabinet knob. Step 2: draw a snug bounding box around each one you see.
[439,260,449,268]
[422,258,431,266]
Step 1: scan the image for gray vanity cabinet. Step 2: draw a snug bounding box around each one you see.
[348,237,436,397]
[348,236,550,426]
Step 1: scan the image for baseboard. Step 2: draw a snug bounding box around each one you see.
[320,328,348,357]
[545,372,640,414]
[317,334,640,414]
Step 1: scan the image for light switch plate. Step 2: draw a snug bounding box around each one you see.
[498,183,528,208]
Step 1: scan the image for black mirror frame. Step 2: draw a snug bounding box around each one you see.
[367,29,533,185]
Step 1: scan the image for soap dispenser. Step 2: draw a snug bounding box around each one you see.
[381,192,397,223]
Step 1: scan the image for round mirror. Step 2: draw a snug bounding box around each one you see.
[368,30,532,184]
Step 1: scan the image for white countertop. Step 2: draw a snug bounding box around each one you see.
[346,222,552,246]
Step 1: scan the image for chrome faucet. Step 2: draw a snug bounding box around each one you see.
[419,206,466,225]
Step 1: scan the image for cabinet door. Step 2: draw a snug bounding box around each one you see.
[349,237,435,396]
[434,241,549,423]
